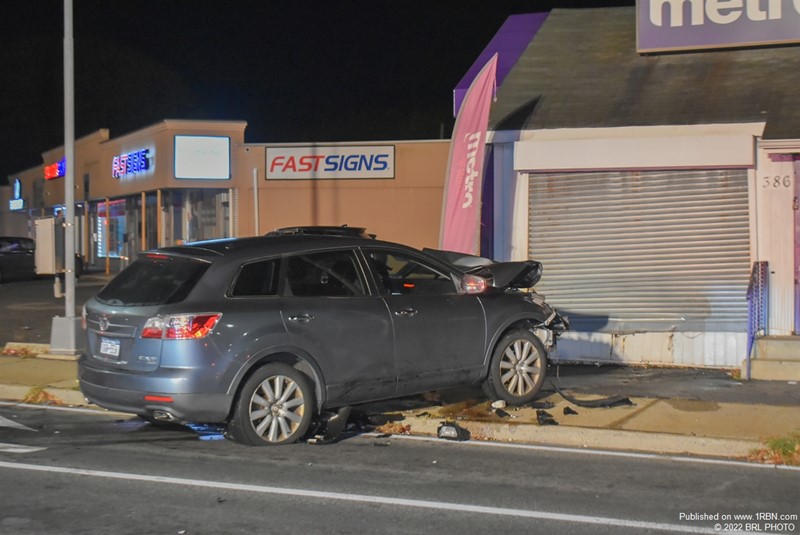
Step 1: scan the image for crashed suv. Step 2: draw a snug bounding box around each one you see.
[79,226,567,445]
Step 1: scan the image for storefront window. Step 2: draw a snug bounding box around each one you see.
[184,190,229,243]
[97,199,126,258]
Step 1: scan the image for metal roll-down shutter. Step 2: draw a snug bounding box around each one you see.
[528,169,750,333]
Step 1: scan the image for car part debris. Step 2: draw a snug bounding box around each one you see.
[186,423,226,440]
[550,383,634,408]
[563,406,579,416]
[490,400,507,410]
[437,421,470,441]
[308,406,352,445]
[536,410,558,426]
[530,400,555,410]
[494,408,511,418]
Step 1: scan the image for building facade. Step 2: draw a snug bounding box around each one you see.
[471,7,800,368]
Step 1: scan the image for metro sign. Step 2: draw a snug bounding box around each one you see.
[637,0,800,52]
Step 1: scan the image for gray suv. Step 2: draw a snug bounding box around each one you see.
[79,227,567,445]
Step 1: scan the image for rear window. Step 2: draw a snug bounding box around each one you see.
[96,256,209,306]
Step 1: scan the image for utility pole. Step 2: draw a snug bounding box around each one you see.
[50,0,82,356]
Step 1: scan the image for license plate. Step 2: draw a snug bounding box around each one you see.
[99,337,121,358]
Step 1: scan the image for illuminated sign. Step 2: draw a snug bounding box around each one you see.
[637,0,800,52]
[44,157,66,180]
[174,136,230,180]
[9,178,24,211]
[266,146,395,180]
[112,149,150,178]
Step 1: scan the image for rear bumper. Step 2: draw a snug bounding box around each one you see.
[78,362,233,423]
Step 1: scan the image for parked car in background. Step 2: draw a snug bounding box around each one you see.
[79,226,568,445]
[0,237,36,282]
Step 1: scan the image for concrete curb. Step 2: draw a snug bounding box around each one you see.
[393,415,760,458]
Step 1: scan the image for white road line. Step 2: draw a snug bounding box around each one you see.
[381,434,800,472]
[0,460,718,533]
[0,443,46,453]
[0,414,37,432]
[0,401,127,416]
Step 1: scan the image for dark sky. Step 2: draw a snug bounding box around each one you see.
[1,1,633,182]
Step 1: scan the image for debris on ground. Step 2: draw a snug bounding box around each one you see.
[186,423,226,440]
[494,408,511,418]
[551,383,634,408]
[437,421,470,441]
[308,406,352,444]
[22,387,64,405]
[530,400,555,410]
[536,409,559,426]
[2,346,39,358]
[491,400,507,410]
[747,432,800,466]
[374,421,412,436]
[563,406,579,416]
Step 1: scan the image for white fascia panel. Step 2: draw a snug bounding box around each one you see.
[512,124,765,172]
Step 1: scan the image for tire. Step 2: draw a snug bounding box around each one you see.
[483,329,548,405]
[228,363,314,446]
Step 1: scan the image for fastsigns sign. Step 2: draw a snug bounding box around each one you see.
[266,146,395,180]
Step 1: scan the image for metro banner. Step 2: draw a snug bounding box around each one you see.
[266,146,395,180]
[440,53,498,255]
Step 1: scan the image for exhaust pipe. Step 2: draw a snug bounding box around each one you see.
[152,410,176,421]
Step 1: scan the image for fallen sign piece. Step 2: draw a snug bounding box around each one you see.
[550,383,634,408]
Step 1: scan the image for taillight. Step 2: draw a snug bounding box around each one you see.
[81,305,87,330]
[141,313,221,340]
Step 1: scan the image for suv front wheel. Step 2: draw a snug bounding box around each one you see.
[228,363,314,445]
[483,329,547,405]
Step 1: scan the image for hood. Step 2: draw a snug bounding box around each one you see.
[423,248,543,289]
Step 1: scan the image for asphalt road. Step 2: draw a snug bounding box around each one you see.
[1,403,797,535]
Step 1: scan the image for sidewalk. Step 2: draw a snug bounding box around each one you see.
[1,344,799,462]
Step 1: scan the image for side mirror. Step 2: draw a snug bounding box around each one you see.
[461,274,487,295]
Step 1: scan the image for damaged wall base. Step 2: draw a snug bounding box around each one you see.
[554,331,747,368]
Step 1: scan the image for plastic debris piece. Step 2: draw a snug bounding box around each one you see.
[563,406,579,416]
[494,408,511,418]
[490,400,507,410]
[437,421,470,441]
[536,410,558,426]
[550,382,634,408]
[530,401,555,410]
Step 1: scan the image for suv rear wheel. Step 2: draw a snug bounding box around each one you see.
[228,363,314,445]
[483,329,547,405]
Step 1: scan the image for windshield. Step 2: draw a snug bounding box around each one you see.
[96,256,209,306]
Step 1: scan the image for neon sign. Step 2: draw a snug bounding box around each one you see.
[44,157,66,180]
[112,149,150,178]
[8,178,24,211]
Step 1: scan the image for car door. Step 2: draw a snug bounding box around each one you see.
[363,248,487,396]
[280,249,396,406]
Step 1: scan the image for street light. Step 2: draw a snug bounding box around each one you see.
[49,0,82,356]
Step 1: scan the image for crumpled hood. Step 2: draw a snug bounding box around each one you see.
[423,248,543,289]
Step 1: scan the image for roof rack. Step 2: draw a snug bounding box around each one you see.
[267,225,375,239]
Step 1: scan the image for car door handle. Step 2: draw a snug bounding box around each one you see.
[393,308,418,317]
[287,314,315,323]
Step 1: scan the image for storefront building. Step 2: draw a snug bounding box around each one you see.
[4,119,449,272]
[468,6,800,368]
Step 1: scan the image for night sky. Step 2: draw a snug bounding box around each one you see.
[1,0,633,183]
